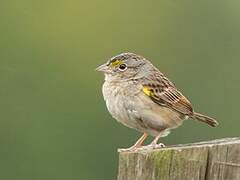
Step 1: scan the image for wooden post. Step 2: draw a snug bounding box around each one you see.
[118,137,240,180]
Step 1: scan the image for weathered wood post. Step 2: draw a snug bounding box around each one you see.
[118,137,240,180]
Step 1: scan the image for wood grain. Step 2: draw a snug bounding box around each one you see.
[118,137,240,180]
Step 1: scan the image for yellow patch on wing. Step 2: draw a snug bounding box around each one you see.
[143,87,153,96]
[110,60,123,67]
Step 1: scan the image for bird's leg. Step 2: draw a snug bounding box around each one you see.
[148,132,165,149]
[118,133,148,152]
[132,133,148,148]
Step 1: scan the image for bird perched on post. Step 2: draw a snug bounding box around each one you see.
[96,52,218,152]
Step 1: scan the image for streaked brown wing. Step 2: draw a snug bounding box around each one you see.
[142,72,193,115]
[152,87,193,115]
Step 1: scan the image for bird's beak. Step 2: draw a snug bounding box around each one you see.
[95,63,109,72]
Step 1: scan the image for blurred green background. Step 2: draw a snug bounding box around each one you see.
[0,0,240,179]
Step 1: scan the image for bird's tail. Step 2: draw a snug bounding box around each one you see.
[192,112,219,127]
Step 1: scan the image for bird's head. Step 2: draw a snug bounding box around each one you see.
[96,52,152,81]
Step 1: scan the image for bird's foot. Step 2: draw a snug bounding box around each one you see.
[118,133,148,152]
[118,143,165,152]
[118,146,139,152]
[146,142,165,149]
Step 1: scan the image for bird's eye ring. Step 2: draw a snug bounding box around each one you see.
[118,64,127,71]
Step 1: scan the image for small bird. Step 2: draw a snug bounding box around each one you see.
[96,52,218,152]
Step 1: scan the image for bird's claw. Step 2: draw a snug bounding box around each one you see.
[118,143,165,152]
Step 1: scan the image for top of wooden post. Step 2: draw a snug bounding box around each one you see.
[118,137,240,180]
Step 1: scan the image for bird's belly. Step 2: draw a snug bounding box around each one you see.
[102,82,185,136]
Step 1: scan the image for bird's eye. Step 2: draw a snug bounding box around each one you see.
[118,64,127,71]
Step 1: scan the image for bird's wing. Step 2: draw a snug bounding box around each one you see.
[141,72,194,115]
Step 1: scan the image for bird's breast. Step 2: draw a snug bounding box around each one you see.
[102,81,141,127]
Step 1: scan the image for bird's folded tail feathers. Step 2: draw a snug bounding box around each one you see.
[192,112,219,127]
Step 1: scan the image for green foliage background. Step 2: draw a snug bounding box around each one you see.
[0,0,239,179]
